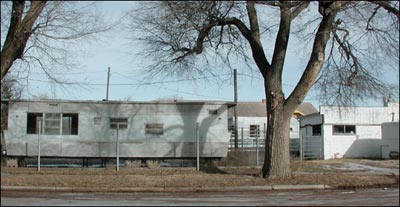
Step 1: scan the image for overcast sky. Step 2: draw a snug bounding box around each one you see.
[16,1,399,109]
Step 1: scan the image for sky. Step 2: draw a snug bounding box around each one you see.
[8,1,400,110]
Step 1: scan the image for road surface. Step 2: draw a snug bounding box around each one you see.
[1,188,399,206]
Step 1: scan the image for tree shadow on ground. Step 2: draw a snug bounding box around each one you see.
[200,162,227,174]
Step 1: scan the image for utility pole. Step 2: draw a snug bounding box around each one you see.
[37,120,41,172]
[233,69,238,149]
[106,66,110,101]
[196,122,200,171]
[116,124,120,171]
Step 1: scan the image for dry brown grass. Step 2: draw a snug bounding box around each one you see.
[1,158,399,190]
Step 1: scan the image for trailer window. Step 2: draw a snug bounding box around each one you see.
[110,118,128,129]
[44,113,61,135]
[27,113,78,135]
[333,125,356,135]
[208,109,218,115]
[27,113,43,134]
[93,117,101,125]
[62,113,79,135]
[145,123,164,135]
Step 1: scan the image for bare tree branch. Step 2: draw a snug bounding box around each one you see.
[290,1,310,20]
[1,1,112,88]
[1,1,46,80]
[286,1,344,109]
[369,1,400,20]
[312,1,399,106]
[246,1,270,76]
[270,4,291,80]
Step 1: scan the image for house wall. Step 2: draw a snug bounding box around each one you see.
[321,102,399,124]
[381,122,399,159]
[321,125,383,159]
[236,117,267,132]
[4,100,231,158]
[320,102,399,159]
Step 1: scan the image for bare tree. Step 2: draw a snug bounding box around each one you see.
[314,1,399,106]
[1,75,23,100]
[128,1,399,179]
[1,1,111,84]
[1,75,23,147]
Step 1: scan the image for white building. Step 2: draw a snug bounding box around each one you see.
[300,102,399,160]
[381,122,399,159]
[228,100,318,150]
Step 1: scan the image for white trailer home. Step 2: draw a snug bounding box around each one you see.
[300,102,399,160]
[2,99,234,163]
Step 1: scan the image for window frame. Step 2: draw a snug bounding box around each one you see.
[62,113,79,135]
[27,113,43,134]
[93,117,101,125]
[332,124,356,135]
[145,123,164,135]
[26,112,79,135]
[110,117,128,129]
[249,124,260,138]
[43,113,61,135]
[312,125,322,136]
[208,109,218,115]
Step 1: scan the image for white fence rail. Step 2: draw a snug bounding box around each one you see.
[228,127,300,153]
[302,135,323,160]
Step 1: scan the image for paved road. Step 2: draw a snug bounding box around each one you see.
[1,188,399,206]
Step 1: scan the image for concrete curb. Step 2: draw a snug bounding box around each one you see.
[1,185,332,193]
[272,184,331,190]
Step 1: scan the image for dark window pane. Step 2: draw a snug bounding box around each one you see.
[249,125,260,137]
[312,125,321,136]
[27,113,43,134]
[145,123,164,135]
[62,113,79,135]
[110,118,128,129]
[345,125,356,134]
[333,125,344,134]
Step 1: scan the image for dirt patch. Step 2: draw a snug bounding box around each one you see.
[1,158,399,190]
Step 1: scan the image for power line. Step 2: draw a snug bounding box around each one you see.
[149,84,232,101]
[112,72,232,86]
[28,71,297,88]
[25,71,309,101]
[30,70,108,75]
[236,73,297,88]
[25,74,232,86]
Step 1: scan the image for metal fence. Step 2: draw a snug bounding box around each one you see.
[301,135,323,160]
[228,127,265,149]
[227,127,301,166]
[228,127,300,152]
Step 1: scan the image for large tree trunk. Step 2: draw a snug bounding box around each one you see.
[261,81,294,179]
[262,104,292,178]
[260,2,341,179]
[1,0,46,80]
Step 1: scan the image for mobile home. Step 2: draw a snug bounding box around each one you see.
[2,99,234,162]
